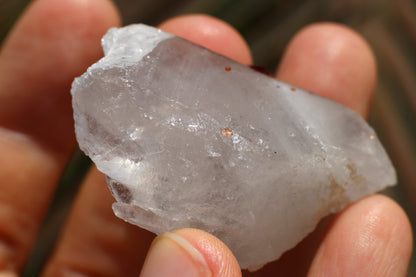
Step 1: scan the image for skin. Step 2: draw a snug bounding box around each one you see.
[0,0,412,276]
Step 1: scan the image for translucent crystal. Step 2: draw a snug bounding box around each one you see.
[71,24,396,269]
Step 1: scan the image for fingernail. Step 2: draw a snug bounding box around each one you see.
[140,232,212,277]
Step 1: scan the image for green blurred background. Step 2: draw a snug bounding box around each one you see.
[1,0,416,276]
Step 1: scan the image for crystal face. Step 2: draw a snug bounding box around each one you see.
[71,24,396,270]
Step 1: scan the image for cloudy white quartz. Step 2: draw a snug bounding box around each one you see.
[71,24,396,270]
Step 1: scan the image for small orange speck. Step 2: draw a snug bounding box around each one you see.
[225,66,231,72]
[221,128,233,137]
[370,135,375,139]
[249,139,253,142]
[290,87,296,92]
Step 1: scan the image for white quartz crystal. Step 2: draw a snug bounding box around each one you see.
[71,24,396,270]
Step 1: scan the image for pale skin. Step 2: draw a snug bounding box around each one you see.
[0,0,413,276]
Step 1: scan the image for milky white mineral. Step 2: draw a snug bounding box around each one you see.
[71,24,396,270]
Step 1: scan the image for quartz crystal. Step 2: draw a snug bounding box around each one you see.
[71,24,396,270]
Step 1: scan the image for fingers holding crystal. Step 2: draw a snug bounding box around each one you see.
[0,0,120,272]
[159,14,253,65]
[276,23,377,118]
[0,1,400,274]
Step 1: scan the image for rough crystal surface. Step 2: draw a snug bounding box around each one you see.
[71,24,396,269]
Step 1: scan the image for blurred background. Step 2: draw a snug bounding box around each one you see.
[1,0,416,276]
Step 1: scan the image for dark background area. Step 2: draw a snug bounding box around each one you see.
[1,0,416,276]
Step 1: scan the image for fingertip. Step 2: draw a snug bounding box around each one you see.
[277,23,377,118]
[37,0,122,68]
[158,14,252,65]
[1,0,121,84]
[140,228,241,277]
[309,195,413,277]
[174,229,242,277]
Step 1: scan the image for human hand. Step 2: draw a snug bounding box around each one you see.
[0,0,412,276]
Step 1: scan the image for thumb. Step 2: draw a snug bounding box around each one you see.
[139,228,241,277]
